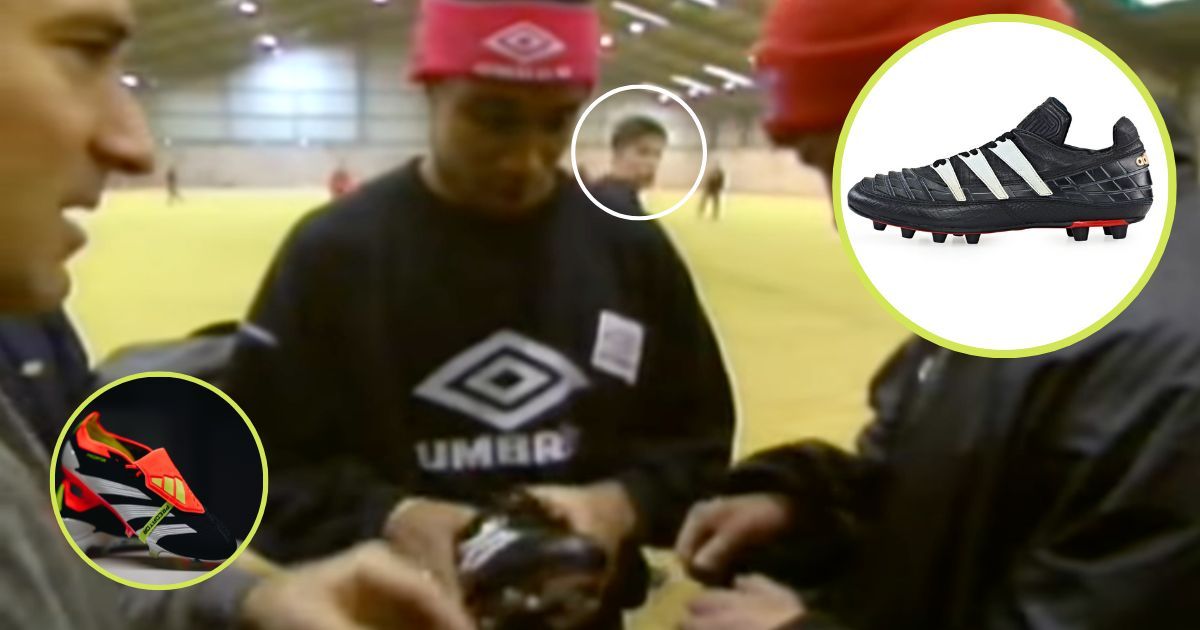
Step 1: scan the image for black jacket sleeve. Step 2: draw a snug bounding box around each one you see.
[614,230,737,548]
[752,329,1200,630]
[224,213,405,562]
[708,339,936,589]
[971,331,1200,630]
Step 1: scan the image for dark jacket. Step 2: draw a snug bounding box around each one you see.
[727,116,1199,629]
[0,311,91,448]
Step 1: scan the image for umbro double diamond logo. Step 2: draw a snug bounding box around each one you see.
[484,22,566,65]
[415,330,589,432]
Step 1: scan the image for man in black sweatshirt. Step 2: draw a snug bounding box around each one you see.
[675,1,1199,629]
[225,0,735,623]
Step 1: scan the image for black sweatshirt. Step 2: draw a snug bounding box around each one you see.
[589,176,644,216]
[723,125,1200,629]
[226,160,735,562]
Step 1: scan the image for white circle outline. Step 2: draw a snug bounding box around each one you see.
[570,84,708,221]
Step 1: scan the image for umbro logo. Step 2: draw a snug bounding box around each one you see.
[415,330,589,432]
[484,22,566,65]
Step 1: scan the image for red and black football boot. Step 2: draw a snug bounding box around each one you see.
[59,411,238,563]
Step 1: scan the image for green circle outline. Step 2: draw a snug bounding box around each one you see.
[832,14,1178,359]
[48,371,268,590]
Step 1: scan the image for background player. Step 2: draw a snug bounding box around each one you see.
[590,115,669,214]
[696,164,726,221]
[328,162,356,199]
[165,163,183,205]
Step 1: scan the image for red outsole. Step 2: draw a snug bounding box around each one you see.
[870,218,1130,236]
[869,218,1133,243]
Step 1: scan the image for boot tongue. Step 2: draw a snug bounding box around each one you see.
[1016,97,1072,145]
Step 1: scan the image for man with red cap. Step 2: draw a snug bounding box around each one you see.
[226,0,734,626]
[676,1,1200,629]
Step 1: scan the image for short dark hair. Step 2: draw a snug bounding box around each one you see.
[611,116,668,150]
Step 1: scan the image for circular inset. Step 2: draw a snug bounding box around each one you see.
[571,84,708,221]
[49,372,267,590]
[834,15,1175,358]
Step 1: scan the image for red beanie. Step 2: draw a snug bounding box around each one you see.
[756,0,1075,142]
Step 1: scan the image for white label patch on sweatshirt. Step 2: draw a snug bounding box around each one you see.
[591,310,644,385]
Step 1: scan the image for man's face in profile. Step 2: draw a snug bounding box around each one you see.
[612,134,667,190]
[0,0,154,313]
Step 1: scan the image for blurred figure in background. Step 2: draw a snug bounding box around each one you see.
[328,162,356,199]
[590,115,668,214]
[696,163,726,221]
[227,0,734,627]
[165,164,182,205]
[678,1,1200,629]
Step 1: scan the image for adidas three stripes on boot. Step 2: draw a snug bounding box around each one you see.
[847,97,1153,244]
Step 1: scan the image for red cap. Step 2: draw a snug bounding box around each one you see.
[410,0,601,87]
[756,0,1075,142]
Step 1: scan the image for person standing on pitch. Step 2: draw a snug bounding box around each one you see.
[0,1,474,628]
[328,163,356,199]
[675,1,1200,629]
[165,164,182,205]
[226,0,735,626]
[589,115,669,215]
[696,164,726,221]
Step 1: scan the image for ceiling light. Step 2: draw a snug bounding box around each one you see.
[629,21,646,34]
[671,74,714,95]
[120,73,140,88]
[237,1,259,15]
[612,1,671,27]
[372,0,389,5]
[257,33,279,49]
[684,0,719,7]
[723,81,736,91]
[703,64,754,87]
[600,33,614,48]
